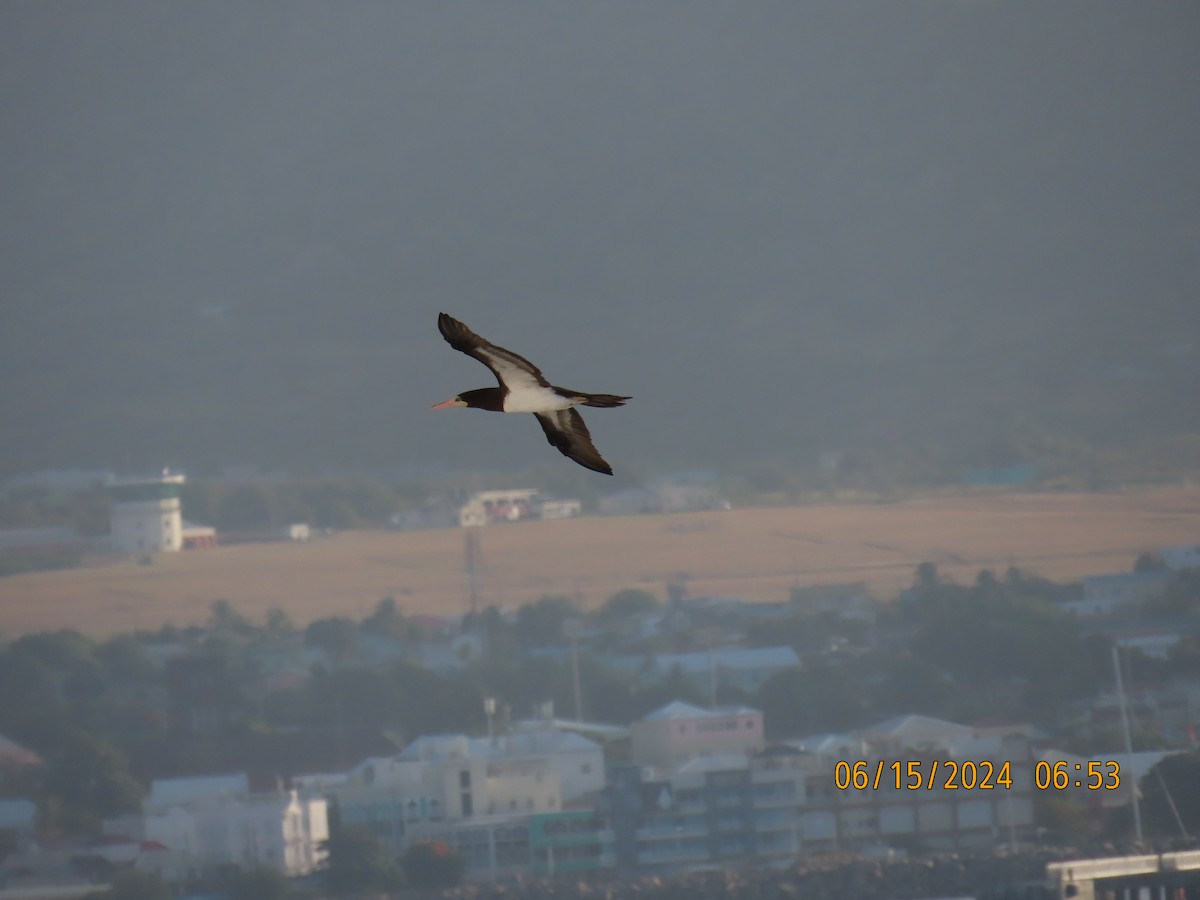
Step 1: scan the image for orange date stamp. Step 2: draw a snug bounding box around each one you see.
[834,759,1014,791]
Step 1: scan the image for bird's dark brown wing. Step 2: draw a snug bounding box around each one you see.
[438,312,549,392]
[534,409,614,475]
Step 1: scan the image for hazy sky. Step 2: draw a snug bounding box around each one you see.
[3,2,1198,479]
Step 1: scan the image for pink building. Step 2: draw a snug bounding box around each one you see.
[631,701,764,772]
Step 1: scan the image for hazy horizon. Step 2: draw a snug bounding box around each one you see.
[4,2,1198,482]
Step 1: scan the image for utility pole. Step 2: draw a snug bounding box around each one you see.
[464,527,481,616]
[1112,643,1143,844]
[564,618,583,723]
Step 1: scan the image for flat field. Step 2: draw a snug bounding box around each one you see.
[2,489,1198,638]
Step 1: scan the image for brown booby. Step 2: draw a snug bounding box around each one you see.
[432,312,631,475]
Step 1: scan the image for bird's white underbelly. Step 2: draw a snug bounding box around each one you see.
[503,386,575,413]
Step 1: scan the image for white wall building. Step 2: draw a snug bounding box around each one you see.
[503,721,606,803]
[784,715,1038,852]
[105,774,329,880]
[334,732,575,853]
[1160,544,1200,571]
[1061,571,1173,617]
[332,723,605,863]
[631,702,764,773]
[107,471,187,554]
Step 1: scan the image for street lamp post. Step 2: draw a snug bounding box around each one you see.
[484,695,496,745]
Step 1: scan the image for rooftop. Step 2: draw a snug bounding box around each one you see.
[642,701,761,722]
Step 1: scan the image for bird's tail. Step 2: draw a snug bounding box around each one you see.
[578,393,632,408]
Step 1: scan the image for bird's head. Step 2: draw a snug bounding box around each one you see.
[431,395,468,410]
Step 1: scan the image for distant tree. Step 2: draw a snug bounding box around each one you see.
[913,561,941,591]
[320,824,402,895]
[362,597,404,638]
[216,484,276,530]
[757,666,867,738]
[745,611,867,656]
[0,827,19,861]
[1034,792,1093,841]
[0,646,63,734]
[11,629,95,670]
[303,662,482,739]
[909,588,1103,718]
[42,730,143,830]
[1168,634,1200,675]
[63,657,111,709]
[461,655,562,719]
[620,666,707,722]
[209,599,254,635]
[595,588,658,624]
[515,594,578,647]
[1133,551,1167,573]
[1143,570,1200,617]
[401,839,465,889]
[861,652,958,720]
[304,617,358,662]
[462,605,518,658]
[96,634,155,681]
[1141,752,1200,838]
[974,568,1000,592]
[264,607,296,637]
[81,869,172,900]
[228,866,295,900]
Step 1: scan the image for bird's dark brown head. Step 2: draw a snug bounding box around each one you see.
[431,388,505,412]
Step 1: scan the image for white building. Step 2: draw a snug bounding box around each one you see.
[502,720,606,803]
[1160,544,1200,571]
[1061,571,1173,617]
[106,774,329,880]
[602,748,807,872]
[536,498,582,520]
[459,489,539,527]
[631,702,764,773]
[783,715,1038,852]
[106,471,187,554]
[335,732,572,852]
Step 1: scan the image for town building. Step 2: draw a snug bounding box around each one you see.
[631,702,765,773]
[105,774,329,881]
[598,748,805,874]
[106,471,187,554]
[1160,543,1200,571]
[331,725,604,872]
[458,489,540,527]
[457,489,582,527]
[785,715,1038,852]
[1061,571,1173,618]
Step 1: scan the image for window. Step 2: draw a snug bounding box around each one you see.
[459,770,471,789]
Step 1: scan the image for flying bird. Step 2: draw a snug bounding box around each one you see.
[432,312,631,475]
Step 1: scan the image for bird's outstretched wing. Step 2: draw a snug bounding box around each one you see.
[534,409,614,475]
[438,312,548,393]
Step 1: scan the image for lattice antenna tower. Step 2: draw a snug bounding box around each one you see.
[464,527,482,616]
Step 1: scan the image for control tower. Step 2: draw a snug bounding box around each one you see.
[107,470,186,554]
